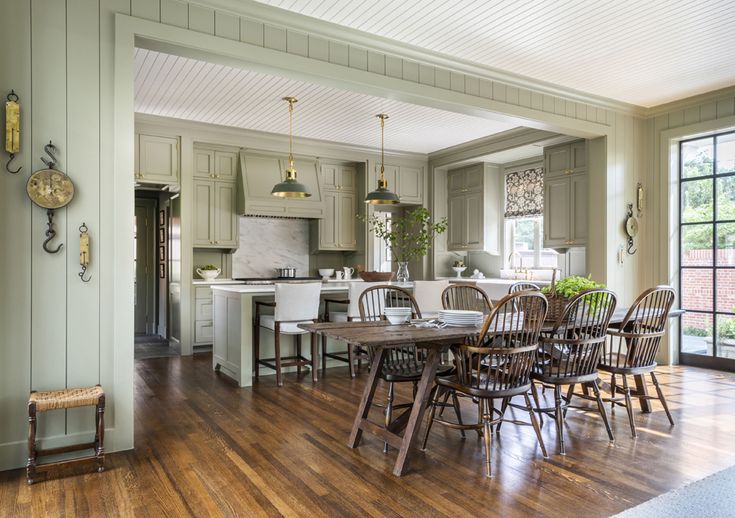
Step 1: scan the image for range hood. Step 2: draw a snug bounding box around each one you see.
[237,150,325,219]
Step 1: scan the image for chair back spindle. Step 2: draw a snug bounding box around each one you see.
[442,285,493,314]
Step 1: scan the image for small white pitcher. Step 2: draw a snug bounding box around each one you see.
[343,266,354,280]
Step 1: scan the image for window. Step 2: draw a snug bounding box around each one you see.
[504,166,557,269]
[372,211,392,272]
[679,131,735,368]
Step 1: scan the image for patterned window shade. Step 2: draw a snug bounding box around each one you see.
[504,167,544,219]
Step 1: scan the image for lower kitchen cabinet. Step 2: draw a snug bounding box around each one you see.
[193,179,238,248]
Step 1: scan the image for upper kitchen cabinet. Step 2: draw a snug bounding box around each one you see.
[371,163,424,205]
[239,150,325,218]
[194,148,238,180]
[544,140,587,179]
[446,163,501,253]
[312,163,358,251]
[134,133,179,186]
[543,140,587,247]
[193,145,239,249]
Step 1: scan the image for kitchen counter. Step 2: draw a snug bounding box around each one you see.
[211,281,412,387]
[192,279,245,285]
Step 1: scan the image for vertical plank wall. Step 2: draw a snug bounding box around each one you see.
[0,0,132,470]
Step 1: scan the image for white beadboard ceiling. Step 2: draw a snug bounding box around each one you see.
[254,0,735,107]
[134,48,517,154]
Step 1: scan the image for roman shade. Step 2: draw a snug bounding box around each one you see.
[504,167,544,219]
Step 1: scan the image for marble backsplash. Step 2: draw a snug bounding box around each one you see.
[232,217,310,278]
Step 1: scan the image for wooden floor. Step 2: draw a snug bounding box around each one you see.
[2,354,735,517]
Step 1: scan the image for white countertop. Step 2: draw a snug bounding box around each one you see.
[193,279,245,285]
[211,281,413,294]
[437,276,551,285]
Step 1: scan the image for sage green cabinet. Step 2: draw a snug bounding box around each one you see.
[194,148,238,180]
[543,140,588,247]
[447,164,486,251]
[193,179,238,248]
[312,164,357,251]
[134,133,179,185]
[371,163,424,204]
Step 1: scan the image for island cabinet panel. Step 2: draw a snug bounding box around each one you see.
[135,133,179,185]
[313,164,358,251]
[240,151,324,218]
[542,140,587,247]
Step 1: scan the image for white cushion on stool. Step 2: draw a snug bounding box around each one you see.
[328,312,364,323]
[259,315,312,334]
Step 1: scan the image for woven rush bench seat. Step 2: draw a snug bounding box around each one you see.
[27,384,105,484]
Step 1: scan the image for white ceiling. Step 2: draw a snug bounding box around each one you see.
[254,0,735,107]
[134,48,517,154]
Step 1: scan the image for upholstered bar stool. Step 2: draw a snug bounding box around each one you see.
[321,282,378,377]
[413,280,450,319]
[27,385,105,484]
[254,282,322,387]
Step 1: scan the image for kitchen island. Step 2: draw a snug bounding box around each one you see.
[211,282,411,387]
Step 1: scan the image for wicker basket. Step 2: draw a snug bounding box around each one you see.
[358,271,395,282]
[543,269,571,322]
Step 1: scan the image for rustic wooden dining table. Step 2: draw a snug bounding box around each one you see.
[300,307,683,476]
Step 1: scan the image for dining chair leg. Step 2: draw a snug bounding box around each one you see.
[651,372,675,426]
[421,387,441,451]
[348,344,355,378]
[489,399,496,435]
[531,382,543,427]
[384,382,395,453]
[321,334,328,373]
[592,380,614,442]
[296,334,302,378]
[563,384,575,418]
[622,374,637,437]
[254,322,260,381]
[438,389,451,417]
[495,397,510,434]
[610,373,617,412]
[482,398,493,478]
[554,385,566,455]
[451,391,466,439]
[311,332,318,383]
[525,393,548,458]
[274,324,283,387]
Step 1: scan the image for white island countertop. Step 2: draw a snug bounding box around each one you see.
[193,279,245,285]
[211,281,412,294]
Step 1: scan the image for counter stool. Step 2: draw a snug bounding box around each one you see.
[254,282,322,387]
[27,385,105,484]
[321,282,378,377]
[413,280,449,319]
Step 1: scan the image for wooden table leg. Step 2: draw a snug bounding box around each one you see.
[392,346,442,477]
[348,346,386,449]
[634,374,652,413]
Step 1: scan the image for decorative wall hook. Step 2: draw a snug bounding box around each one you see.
[79,223,91,282]
[40,141,57,169]
[5,90,21,174]
[43,209,63,254]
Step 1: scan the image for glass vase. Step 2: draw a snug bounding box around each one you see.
[396,261,410,283]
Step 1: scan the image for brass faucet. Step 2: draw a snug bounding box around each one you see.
[508,251,523,272]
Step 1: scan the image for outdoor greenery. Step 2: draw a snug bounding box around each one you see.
[682,149,735,251]
[361,208,448,263]
[540,274,605,299]
[683,326,710,337]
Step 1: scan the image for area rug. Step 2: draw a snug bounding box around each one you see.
[614,465,735,517]
[134,335,179,360]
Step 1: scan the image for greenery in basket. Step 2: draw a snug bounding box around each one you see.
[200,264,219,271]
[541,274,605,298]
[360,208,448,263]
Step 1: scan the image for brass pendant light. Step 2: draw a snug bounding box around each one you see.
[365,113,399,204]
[271,96,311,198]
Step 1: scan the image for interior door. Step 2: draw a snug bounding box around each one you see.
[134,200,156,335]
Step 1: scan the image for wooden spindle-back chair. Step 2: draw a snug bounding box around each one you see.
[532,288,617,455]
[441,284,493,314]
[422,291,548,477]
[599,286,676,436]
[508,281,540,294]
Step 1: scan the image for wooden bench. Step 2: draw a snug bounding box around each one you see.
[27,385,105,484]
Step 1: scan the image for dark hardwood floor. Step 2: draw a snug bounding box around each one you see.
[2,354,735,517]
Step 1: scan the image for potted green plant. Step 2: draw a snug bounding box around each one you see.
[540,274,606,321]
[196,264,221,281]
[361,207,448,282]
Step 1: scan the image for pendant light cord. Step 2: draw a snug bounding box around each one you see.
[377,113,388,182]
[288,98,294,170]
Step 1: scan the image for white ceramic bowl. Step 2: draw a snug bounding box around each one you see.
[196,268,221,280]
[318,268,335,279]
[385,314,410,325]
[384,307,412,314]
